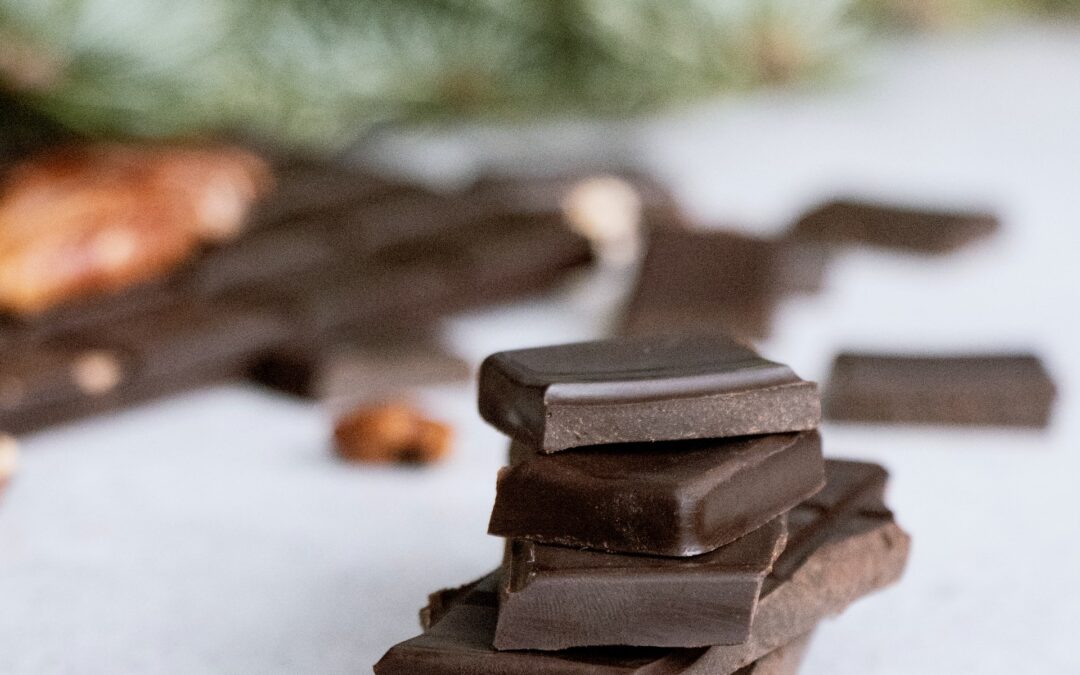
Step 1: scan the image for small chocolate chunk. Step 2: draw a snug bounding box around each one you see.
[790,199,998,253]
[479,334,819,454]
[489,431,823,556]
[823,352,1056,427]
[494,517,788,650]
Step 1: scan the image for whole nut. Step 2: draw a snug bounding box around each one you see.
[333,402,451,464]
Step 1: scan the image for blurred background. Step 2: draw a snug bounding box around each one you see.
[1,1,1078,673]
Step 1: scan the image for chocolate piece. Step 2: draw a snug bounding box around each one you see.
[621,228,783,339]
[479,334,819,454]
[489,431,823,556]
[691,460,908,673]
[790,199,998,253]
[376,460,909,674]
[493,517,788,650]
[78,302,292,381]
[823,352,1056,427]
[0,345,125,413]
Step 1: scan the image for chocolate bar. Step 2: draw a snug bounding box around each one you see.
[0,157,626,431]
[375,460,910,674]
[479,334,820,454]
[493,517,788,650]
[823,352,1057,427]
[621,228,784,339]
[790,199,998,253]
[0,301,292,433]
[489,431,824,556]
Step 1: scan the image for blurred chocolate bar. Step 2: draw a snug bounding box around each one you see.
[0,143,683,433]
[622,227,824,340]
[790,199,998,253]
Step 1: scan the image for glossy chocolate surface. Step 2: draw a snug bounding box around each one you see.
[489,431,824,556]
[480,334,819,453]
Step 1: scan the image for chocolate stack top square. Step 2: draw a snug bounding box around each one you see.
[479,334,820,453]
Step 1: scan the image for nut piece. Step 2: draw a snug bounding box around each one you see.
[0,143,271,315]
[561,175,643,267]
[0,433,18,492]
[333,402,452,465]
[71,350,123,396]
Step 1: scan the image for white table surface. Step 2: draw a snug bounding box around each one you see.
[2,23,1079,675]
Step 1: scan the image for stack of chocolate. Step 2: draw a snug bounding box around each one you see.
[375,335,911,674]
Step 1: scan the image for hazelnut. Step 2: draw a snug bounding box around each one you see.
[333,402,451,465]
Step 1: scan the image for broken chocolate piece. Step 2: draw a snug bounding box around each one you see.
[480,334,819,454]
[493,517,788,650]
[789,199,998,253]
[376,460,909,674]
[489,431,823,556]
[823,352,1056,427]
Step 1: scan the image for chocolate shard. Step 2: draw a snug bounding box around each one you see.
[823,352,1057,428]
[376,460,909,674]
[489,431,824,557]
[789,199,998,253]
[479,334,820,454]
[493,517,788,650]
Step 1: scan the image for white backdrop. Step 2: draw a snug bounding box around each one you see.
[1,23,1078,674]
